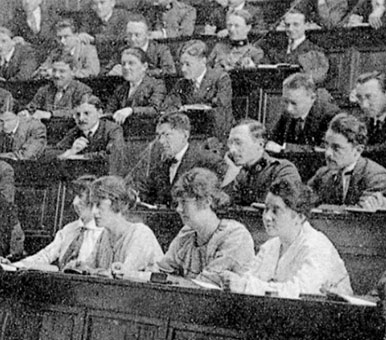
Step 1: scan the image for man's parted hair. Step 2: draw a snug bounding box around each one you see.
[232,119,267,140]
[51,53,77,70]
[283,72,315,94]
[157,112,191,133]
[179,40,208,59]
[356,71,386,93]
[126,12,149,28]
[71,174,97,205]
[329,112,368,146]
[55,18,77,33]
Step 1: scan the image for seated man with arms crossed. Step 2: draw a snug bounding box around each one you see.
[308,112,386,208]
[55,95,126,176]
[73,175,163,277]
[0,95,46,160]
[222,179,353,298]
[20,55,92,121]
[224,119,301,206]
[11,175,102,271]
[135,112,225,207]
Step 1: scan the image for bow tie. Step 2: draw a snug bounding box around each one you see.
[164,157,178,167]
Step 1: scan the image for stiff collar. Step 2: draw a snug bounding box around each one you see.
[83,120,100,138]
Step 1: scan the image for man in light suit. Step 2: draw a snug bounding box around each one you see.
[135,112,225,206]
[21,55,92,120]
[107,13,176,77]
[56,95,126,176]
[161,40,233,142]
[308,112,386,207]
[37,19,100,78]
[0,110,46,161]
[0,26,38,81]
[148,0,196,38]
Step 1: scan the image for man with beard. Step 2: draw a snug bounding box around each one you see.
[308,113,386,207]
[224,119,301,206]
[136,112,225,206]
[20,55,92,120]
[56,95,125,176]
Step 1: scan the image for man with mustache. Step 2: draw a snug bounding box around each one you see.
[354,71,386,147]
[56,95,125,176]
[20,55,92,121]
[308,112,386,207]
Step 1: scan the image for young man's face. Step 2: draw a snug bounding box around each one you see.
[73,103,100,132]
[156,123,188,159]
[282,87,315,119]
[0,111,18,134]
[0,33,15,57]
[52,61,74,89]
[57,27,78,52]
[180,53,206,80]
[355,78,386,119]
[284,12,306,41]
[92,0,115,19]
[125,21,149,49]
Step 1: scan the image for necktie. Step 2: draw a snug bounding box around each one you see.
[54,89,64,108]
[59,227,86,270]
[287,39,295,54]
[164,157,178,183]
[294,118,305,143]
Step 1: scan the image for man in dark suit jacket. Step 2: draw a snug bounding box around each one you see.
[135,112,225,206]
[308,113,386,207]
[269,73,339,148]
[0,111,46,160]
[161,40,233,142]
[107,13,176,77]
[21,55,92,120]
[354,71,386,148]
[56,95,126,176]
[265,10,329,85]
[6,0,58,61]
[224,119,301,206]
[0,27,38,81]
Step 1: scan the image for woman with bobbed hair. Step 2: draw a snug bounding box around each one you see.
[223,179,353,298]
[77,175,163,277]
[157,167,255,286]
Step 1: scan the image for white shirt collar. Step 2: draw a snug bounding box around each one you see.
[83,121,100,137]
[141,40,149,52]
[11,116,19,135]
[288,35,306,52]
[174,142,189,163]
[100,10,113,23]
[79,218,100,230]
[194,68,207,88]
[3,46,15,63]
[342,161,357,175]
[230,2,245,11]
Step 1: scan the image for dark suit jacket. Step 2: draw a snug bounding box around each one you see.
[270,97,339,146]
[294,0,348,29]
[308,156,386,206]
[161,67,234,141]
[106,74,166,117]
[56,119,126,176]
[266,38,329,85]
[27,79,92,118]
[0,116,46,160]
[137,142,225,206]
[0,44,39,81]
[224,152,302,206]
[365,116,386,147]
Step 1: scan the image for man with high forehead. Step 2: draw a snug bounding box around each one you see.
[266,10,329,86]
[107,13,176,77]
[224,119,301,206]
[136,112,224,206]
[268,73,339,150]
[308,112,386,207]
[354,71,386,146]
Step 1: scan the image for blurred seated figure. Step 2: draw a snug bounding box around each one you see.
[349,0,385,29]
[268,73,339,150]
[107,13,176,77]
[222,179,353,298]
[20,55,92,120]
[135,113,225,206]
[161,40,233,142]
[72,175,163,277]
[308,113,386,207]
[0,159,15,204]
[206,0,265,36]
[208,10,264,71]
[55,95,126,176]
[147,0,196,38]
[0,109,46,161]
[11,175,102,270]
[6,0,58,61]
[106,48,166,127]
[291,0,348,29]
[354,71,386,147]
[265,10,329,86]
[0,26,38,81]
[223,120,301,206]
[158,167,255,287]
[36,19,100,79]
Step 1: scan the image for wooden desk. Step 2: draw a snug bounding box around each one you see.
[0,271,382,340]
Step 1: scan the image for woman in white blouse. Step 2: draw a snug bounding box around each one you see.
[223,179,353,298]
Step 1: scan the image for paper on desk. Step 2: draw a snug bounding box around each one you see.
[0,263,17,271]
[340,294,376,306]
[191,279,221,290]
[12,262,59,272]
[183,104,212,111]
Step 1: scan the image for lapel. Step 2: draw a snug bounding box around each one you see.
[2,46,19,79]
[195,68,213,99]
[345,157,365,204]
[57,80,76,108]
[171,143,193,185]
[87,120,105,149]
[12,118,28,150]
[130,75,151,106]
